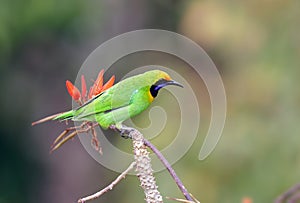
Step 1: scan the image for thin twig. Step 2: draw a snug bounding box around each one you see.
[166,195,200,203]
[91,124,102,154]
[50,125,90,152]
[52,122,87,147]
[50,122,100,153]
[143,139,194,201]
[77,162,136,203]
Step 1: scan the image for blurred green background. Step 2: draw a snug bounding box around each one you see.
[1,0,300,203]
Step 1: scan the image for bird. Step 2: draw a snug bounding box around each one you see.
[53,70,183,130]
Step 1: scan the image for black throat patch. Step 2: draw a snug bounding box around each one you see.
[149,78,169,98]
[150,85,159,97]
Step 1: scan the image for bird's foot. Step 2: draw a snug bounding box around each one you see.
[109,124,135,139]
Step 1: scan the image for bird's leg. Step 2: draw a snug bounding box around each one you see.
[120,126,135,139]
[109,124,121,132]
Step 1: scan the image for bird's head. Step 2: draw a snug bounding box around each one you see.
[149,70,183,98]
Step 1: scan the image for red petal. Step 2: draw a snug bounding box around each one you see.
[66,80,81,101]
[88,86,93,99]
[89,69,104,97]
[81,75,87,102]
[101,75,115,92]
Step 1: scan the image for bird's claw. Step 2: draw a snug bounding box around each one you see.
[121,133,131,139]
[110,125,135,139]
[120,126,135,139]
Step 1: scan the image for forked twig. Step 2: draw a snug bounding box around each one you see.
[52,122,88,146]
[50,130,78,152]
[109,125,195,202]
[50,122,90,152]
[78,125,196,203]
[48,121,102,153]
[77,162,136,203]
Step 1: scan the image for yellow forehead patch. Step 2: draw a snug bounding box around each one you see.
[159,71,171,81]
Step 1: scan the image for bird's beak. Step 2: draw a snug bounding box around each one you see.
[165,80,184,88]
[153,78,184,91]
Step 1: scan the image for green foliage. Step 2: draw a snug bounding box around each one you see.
[0,0,82,63]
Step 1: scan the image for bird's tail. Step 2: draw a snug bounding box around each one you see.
[31,110,74,126]
[53,110,74,121]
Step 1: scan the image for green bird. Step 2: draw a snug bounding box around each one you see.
[54,70,183,130]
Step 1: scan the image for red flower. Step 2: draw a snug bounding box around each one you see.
[81,75,87,102]
[242,197,253,203]
[102,75,115,92]
[66,80,81,101]
[89,69,104,98]
[66,69,115,104]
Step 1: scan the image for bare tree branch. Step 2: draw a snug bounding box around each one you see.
[81,125,196,203]
[77,162,136,203]
[143,139,194,201]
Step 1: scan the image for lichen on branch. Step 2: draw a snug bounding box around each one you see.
[131,129,163,203]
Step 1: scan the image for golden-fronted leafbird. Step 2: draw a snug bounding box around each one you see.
[54,70,183,129]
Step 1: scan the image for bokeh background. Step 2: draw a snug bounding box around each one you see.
[1,0,300,203]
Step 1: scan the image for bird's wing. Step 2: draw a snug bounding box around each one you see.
[74,74,150,120]
[75,91,105,110]
[74,87,132,119]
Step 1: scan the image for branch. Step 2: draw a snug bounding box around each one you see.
[111,125,195,202]
[130,128,163,203]
[77,162,136,203]
[89,125,196,203]
[143,139,194,201]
